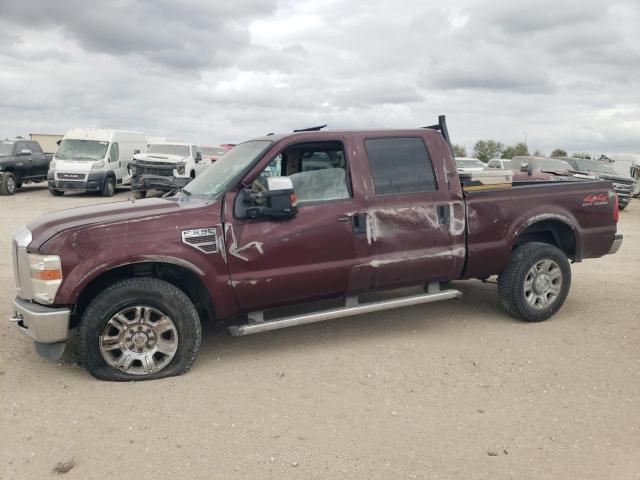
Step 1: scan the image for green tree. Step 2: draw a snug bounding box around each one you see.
[472,140,504,163]
[550,148,567,158]
[451,144,467,157]
[501,142,529,159]
[571,152,591,159]
[533,149,544,157]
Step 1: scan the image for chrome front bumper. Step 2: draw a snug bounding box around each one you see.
[10,297,70,343]
[608,234,623,255]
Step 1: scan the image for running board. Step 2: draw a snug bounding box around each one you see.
[227,289,462,336]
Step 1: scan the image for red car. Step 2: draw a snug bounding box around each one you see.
[11,118,621,380]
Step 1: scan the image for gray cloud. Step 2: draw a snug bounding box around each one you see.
[0,0,639,155]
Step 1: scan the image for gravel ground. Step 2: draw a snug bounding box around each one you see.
[1,183,639,480]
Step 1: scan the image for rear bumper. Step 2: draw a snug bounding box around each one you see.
[9,297,70,343]
[608,234,623,255]
[131,174,190,192]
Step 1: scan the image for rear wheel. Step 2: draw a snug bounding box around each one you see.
[0,173,17,195]
[49,188,64,196]
[101,177,115,197]
[498,242,571,322]
[78,278,202,381]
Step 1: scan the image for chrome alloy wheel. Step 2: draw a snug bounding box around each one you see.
[523,259,563,310]
[6,175,16,193]
[99,306,179,375]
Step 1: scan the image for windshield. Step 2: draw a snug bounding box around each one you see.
[568,159,617,174]
[535,158,572,170]
[201,147,227,156]
[147,144,190,156]
[55,139,109,161]
[0,142,14,157]
[456,159,484,168]
[186,140,272,197]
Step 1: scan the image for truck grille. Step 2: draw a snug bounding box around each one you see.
[55,180,86,190]
[57,173,87,180]
[614,183,632,194]
[134,161,175,177]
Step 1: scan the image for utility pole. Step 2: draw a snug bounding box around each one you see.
[523,130,527,148]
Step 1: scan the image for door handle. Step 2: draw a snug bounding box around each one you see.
[436,204,451,225]
[351,212,367,235]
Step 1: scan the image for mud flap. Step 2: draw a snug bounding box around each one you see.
[35,341,66,361]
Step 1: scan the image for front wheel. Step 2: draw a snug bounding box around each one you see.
[618,203,627,211]
[49,188,64,196]
[101,177,115,197]
[78,278,202,381]
[498,242,571,322]
[133,190,147,199]
[0,173,17,195]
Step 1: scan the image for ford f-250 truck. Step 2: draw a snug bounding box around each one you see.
[9,117,623,381]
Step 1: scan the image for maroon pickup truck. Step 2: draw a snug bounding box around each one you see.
[10,117,622,381]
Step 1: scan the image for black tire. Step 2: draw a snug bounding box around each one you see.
[78,278,202,381]
[49,188,65,196]
[101,176,115,197]
[133,190,147,199]
[15,181,22,189]
[618,203,627,211]
[498,242,571,322]
[0,172,17,195]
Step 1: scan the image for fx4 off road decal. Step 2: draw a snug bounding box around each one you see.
[582,193,609,207]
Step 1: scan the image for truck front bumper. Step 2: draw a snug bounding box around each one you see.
[48,171,107,192]
[131,174,190,192]
[10,297,70,343]
[608,234,623,255]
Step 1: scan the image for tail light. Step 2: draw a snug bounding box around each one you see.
[290,192,298,207]
[613,193,619,223]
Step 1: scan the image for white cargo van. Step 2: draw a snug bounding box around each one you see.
[48,129,146,196]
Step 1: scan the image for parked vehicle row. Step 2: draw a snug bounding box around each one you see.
[10,116,623,380]
[457,155,638,208]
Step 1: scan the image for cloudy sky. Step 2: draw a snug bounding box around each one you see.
[1,0,639,154]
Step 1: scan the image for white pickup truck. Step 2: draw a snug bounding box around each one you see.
[130,142,205,198]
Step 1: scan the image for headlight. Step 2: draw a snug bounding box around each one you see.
[176,162,186,175]
[92,160,105,169]
[29,254,63,304]
[49,160,57,170]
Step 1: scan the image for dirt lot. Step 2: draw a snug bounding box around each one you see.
[1,183,638,480]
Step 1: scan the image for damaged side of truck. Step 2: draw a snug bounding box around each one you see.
[11,118,622,380]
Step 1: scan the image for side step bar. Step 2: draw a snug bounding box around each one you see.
[227,287,462,337]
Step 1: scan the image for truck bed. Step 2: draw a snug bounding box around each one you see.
[461,180,618,279]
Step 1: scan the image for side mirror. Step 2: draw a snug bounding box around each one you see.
[18,149,32,156]
[520,163,533,175]
[195,152,202,163]
[133,149,140,155]
[235,176,298,220]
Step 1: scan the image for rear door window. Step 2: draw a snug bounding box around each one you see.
[364,137,437,195]
[109,142,119,163]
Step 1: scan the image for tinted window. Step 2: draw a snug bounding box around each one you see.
[365,137,436,195]
[28,141,42,154]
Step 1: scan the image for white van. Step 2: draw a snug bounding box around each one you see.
[48,129,146,196]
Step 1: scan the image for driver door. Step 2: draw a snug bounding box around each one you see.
[223,138,370,311]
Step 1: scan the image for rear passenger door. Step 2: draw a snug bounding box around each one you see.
[28,141,48,177]
[360,135,466,289]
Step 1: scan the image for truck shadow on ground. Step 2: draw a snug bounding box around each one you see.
[195,280,515,368]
